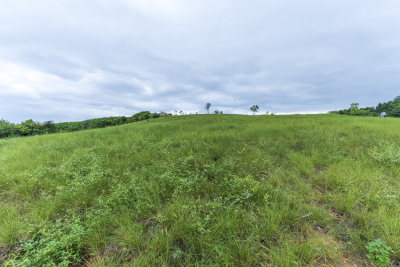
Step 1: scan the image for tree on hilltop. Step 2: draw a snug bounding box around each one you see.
[205,103,211,114]
[250,105,259,115]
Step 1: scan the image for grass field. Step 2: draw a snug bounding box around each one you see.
[1,114,399,266]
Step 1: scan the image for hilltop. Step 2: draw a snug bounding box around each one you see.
[1,114,399,266]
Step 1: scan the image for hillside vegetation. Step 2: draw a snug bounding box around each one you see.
[1,114,399,266]
[332,96,400,117]
[0,111,162,139]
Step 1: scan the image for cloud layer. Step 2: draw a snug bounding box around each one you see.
[1,0,400,122]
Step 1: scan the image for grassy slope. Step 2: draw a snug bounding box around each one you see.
[0,114,399,266]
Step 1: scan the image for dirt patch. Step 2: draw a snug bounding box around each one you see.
[313,166,326,175]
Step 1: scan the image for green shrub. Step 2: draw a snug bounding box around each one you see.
[365,239,393,266]
[222,175,269,207]
[370,143,400,165]
[8,218,86,267]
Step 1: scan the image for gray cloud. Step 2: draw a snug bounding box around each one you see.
[1,0,400,122]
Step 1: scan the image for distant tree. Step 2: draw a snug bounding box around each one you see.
[0,120,14,138]
[350,103,359,115]
[42,121,56,133]
[250,105,259,115]
[205,103,211,114]
[391,104,400,117]
[213,110,223,114]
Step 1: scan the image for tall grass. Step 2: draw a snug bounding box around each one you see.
[1,114,399,266]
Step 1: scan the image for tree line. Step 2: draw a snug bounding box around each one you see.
[331,96,400,117]
[0,111,166,139]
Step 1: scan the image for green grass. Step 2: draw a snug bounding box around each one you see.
[1,114,400,266]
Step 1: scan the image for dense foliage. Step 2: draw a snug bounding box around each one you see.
[331,96,400,117]
[0,111,163,139]
[1,114,399,266]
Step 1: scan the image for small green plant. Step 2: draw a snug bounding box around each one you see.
[222,175,269,207]
[365,239,393,266]
[370,143,400,165]
[8,218,86,267]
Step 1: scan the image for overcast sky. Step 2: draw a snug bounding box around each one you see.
[1,0,400,122]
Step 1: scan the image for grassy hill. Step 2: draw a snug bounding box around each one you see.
[1,114,399,266]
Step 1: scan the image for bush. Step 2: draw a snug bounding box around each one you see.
[8,218,86,267]
[222,175,269,207]
[365,239,393,266]
[370,143,400,165]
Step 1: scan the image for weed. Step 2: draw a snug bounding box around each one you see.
[7,218,86,267]
[370,142,400,165]
[365,239,393,266]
